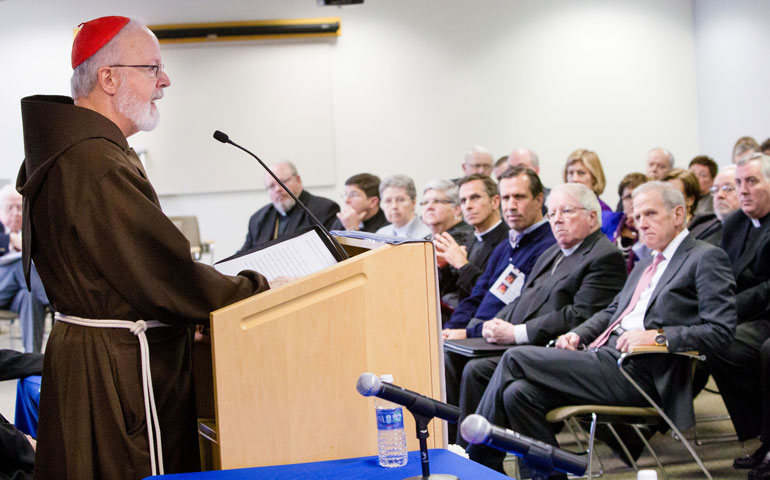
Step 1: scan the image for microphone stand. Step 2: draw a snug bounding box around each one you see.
[403,411,458,480]
[212,131,349,261]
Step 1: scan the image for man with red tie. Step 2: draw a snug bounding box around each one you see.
[467,181,737,478]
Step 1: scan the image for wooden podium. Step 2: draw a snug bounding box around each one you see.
[197,237,445,469]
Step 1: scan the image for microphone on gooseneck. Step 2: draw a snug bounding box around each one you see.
[213,130,349,260]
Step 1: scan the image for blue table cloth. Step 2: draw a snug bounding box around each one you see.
[146,448,511,479]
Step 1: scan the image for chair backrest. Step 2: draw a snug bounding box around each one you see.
[169,216,202,250]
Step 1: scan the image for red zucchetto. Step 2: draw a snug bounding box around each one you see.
[71,16,130,69]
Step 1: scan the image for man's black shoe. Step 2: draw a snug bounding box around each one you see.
[735,443,770,470]
[748,452,770,480]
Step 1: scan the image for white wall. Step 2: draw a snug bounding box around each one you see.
[1,0,705,258]
[693,0,770,165]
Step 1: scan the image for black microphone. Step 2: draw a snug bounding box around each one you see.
[461,414,587,476]
[356,372,460,423]
[213,130,348,260]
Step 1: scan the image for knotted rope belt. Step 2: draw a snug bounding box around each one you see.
[55,312,169,476]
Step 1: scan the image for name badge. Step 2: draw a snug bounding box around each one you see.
[489,263,525,304]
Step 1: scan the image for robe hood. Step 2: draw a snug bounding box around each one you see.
[16,94,129,285]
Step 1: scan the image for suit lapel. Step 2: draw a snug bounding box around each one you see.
[734,220,770,276]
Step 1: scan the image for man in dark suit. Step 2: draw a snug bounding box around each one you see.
[0,185,49,353]
[447,183,627,445]
[706,153,770,477]
[467,182,736,477]
[238,161,340,253]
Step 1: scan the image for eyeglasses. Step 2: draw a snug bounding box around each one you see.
[266,175,296,191]
[2,204,22,213]
[546,207,588,221]
[419,199,455,207]
[709,184,736,194]
[110,64,165,78]
[465,163,492,171]
[341,191,365,200]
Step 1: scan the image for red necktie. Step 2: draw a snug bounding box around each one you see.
[589,253,665,349]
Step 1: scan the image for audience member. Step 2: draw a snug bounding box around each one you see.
[446,184,626,445]
[0,349,43,480]
[762,138,770,156]
[492,156,508,181]
[610,173,649,272]
[238,161,340,253]
[689,155,718,215]
[434,175,508,318]
[507,148,540,174]
[645,147,675,180]
[330,173,388,233]
[421,180,473,244]
[711,165,740,222]
[461,146,494,178]
[468,182,736,477]
[707,153,770,477]
[664,168,722,245]
[733,136,759,164]
[563,149,611,214]
[0,185,49,353]
[441,166,555,341]
[376,175,432,238]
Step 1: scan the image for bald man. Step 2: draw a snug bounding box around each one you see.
[238,160,339,253]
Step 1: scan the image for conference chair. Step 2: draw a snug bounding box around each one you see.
[546,346,711,480]
[169,216,216,264]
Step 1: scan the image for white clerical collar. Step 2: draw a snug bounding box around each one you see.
[474,220,503,242]
[751,218,761,228]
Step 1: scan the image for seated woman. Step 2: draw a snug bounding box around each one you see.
[562,149,614,237]
[375,174,432,239]
[421,179,473,244]
[607,172,649,272]
[663,168,722,245]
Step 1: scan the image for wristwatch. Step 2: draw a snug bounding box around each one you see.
[654,328,668,347]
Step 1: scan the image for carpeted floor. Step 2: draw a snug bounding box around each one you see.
[503,380,753,479]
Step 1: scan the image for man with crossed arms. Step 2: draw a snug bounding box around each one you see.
[467,182,736,478]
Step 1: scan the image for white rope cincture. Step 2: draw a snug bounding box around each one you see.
[55,312,168,476]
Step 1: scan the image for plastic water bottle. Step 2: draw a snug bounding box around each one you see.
[375,374,408,467]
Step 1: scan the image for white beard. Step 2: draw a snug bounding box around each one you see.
[116,85,161,132]
[273,197,296,215]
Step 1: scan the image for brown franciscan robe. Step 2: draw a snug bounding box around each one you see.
[17,95,270,480]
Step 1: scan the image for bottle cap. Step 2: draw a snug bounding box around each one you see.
[637,470,658,480]
[380,374,394,383]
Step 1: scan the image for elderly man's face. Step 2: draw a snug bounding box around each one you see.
[546,190,597,250]
[113,28,171,136]
[736,160,770,220]
[0,190,22,232]
[462,153,493,177]
[381,186,415,228]
[507,150,537,174]
[265,164,302,214]
[633,189,685,252]
[499,174,543,232]
[711,171,739,221]
[646,150,672,180]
